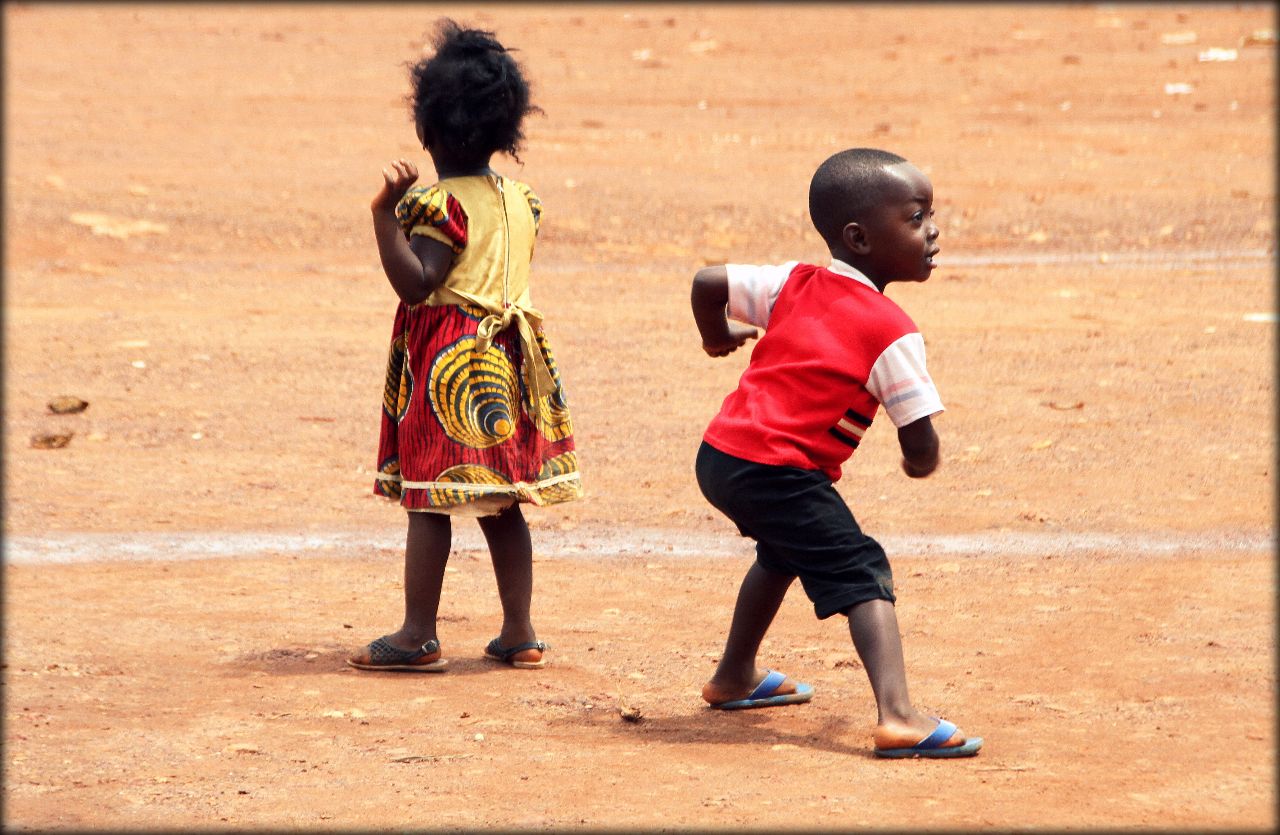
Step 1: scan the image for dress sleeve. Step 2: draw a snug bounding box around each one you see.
[866,332,945,427]
[395,184,468,254]
[724,261,799,329]
[509,180,543,235]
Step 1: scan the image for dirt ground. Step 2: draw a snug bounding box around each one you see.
[3,3,1275,830]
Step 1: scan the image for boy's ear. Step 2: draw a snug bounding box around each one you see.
[842,222,871,255]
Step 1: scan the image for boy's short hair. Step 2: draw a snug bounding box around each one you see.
[808,148,908,248]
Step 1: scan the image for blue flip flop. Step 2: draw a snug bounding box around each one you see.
[709,669,814,710]
[874,717,983,758]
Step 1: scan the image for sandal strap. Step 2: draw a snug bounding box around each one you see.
[487,638,546,659]
[368,636,440,664]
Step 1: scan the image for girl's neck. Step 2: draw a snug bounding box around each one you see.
[435,164,496,179]
[430,151,496,180]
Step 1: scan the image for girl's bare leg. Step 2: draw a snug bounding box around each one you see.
[477,503,538,650]
[384,510,451,648]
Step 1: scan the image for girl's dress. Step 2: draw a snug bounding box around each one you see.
[373,173,583,516]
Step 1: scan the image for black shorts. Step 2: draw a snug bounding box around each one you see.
[695,441,895,619]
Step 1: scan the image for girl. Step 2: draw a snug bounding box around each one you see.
[349,19,582,673]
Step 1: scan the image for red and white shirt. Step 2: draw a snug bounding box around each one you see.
[703,259,943,482]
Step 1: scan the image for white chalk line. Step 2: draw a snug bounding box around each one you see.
[226,247,1278,278]
[938,248,1273,269]
[531,248,1274,273]
[2,528,1272,566]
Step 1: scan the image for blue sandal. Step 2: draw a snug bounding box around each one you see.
[347,636,448,672]
[708,669,814,710]
[874,718,983,758]
[484,637,547,669]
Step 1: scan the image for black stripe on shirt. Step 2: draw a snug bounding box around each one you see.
[828,427,861,448]
[844,408,873,427]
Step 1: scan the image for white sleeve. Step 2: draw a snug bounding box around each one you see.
[724,261,799,329]
[866,333,945,427]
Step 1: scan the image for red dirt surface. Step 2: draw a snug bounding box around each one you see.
[4,4,1274,830]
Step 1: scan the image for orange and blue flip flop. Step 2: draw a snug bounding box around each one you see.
[709,670,814,710]
[874,717,983,758]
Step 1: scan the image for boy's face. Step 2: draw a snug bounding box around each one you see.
[846,163,939,284]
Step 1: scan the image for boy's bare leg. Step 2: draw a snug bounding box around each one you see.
[702,560,803,702]
[384,510,451,649]
[477,503,539,651]
[847,598,972,747]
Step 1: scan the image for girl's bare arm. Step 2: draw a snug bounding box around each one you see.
[371,158,454,305]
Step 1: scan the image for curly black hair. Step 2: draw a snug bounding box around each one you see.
[407,19,541,168]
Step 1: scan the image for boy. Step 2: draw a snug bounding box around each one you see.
[690,148,982,758]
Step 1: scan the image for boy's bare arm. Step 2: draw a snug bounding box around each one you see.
[371,158,453,305]
[691,266,759,357]
[897,415,940,478]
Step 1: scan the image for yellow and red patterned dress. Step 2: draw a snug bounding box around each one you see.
[374,173,582,515]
